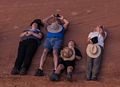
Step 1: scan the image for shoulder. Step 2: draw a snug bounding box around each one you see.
[61,24,66,32]
[103,31,108,40]
[23,29,30,32]
[88,32,93,37]
[74,47,80,54]
[74,47,82,57]
[88,32,98,37]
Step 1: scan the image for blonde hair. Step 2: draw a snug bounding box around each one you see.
[94,25,106,37]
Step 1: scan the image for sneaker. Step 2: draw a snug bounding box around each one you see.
[20,68,27,75]
[50,73,59,81]
[91,77,97,81]
[11,67,20,75]
[66,72,72,81]
[34,69,44,76]
[86,78,91,81]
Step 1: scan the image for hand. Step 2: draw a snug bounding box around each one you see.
[26,31,33,36]
[50,14,54,18]
[76,56,82,60]
[59,16,64,20]
[54,14,64,20]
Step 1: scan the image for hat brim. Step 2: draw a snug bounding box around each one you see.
[86,44,101,58]
[47,24,63,33]
[61,48,75,61]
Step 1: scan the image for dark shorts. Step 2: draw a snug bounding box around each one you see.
[58,58,75,69]
[44,38,63,51]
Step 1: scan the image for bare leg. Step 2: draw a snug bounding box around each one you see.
[53,49,59,70]
[50,64,64,81]
[67,66,74,81]
[67,66,73,74]
[39,48,48,70]
[55,64,65,74]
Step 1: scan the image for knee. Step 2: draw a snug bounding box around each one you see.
[58,64,64,69]
[53,49,58,55]
[67,66,73,70]
[43,48,48,54]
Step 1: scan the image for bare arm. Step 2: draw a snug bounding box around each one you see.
[20,32,27,37]
[76,56,82,60]
[42,15,54,31]
[103,31,107,40]
[43,15,54,26]
[60,16,69,29]
[87,37,93,44]
[30,32,43,39]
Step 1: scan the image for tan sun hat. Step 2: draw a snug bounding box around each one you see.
[47,22,63,33]
[61,47,75,61]
[86,44,101,58]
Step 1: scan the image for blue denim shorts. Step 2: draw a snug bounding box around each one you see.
[44,38,63,50]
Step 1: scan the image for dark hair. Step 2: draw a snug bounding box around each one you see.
[99,25,104,29]
[54,14,61,18]
[30,19,44,30]
[68,40,77,46]
[91,36,98,44]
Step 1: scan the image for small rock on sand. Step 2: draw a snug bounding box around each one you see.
[71,12,78,16]
[86,10,92,14]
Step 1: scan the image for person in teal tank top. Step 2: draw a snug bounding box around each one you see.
[35,14,69,76]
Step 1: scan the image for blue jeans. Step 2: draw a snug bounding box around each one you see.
[44,38,63,51]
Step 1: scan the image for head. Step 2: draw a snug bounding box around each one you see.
[47,21,63,33]
[68,40,76,48]
[53,14,62,25]
[31,23,38,29]
[94,25,104,33]
[30,19,44,30]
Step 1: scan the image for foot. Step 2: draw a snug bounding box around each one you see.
[91,77,97,81]
[11,67,20,75]
[50,73,59,81]
[86,78,91,81]
[52,70,56,73]
[35,69,44,76]
[66,72,72,81]
[20,68,27,75]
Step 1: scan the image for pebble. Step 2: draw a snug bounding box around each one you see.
[71,12,78,16]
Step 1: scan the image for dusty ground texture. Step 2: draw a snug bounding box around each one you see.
[0,0,120,87]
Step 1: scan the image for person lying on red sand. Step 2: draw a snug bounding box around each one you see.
[86,25,107,81]
[11,19,44,75]
[50,40,82,81]
[35,14,69,76]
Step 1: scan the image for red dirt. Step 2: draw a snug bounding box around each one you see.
[0,0,120,87]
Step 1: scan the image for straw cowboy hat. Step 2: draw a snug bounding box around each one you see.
[86,44,101,58]
[47,22,63,33]
[61,47,75,61]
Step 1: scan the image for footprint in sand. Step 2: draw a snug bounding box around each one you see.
[86,10,92,14]
[71,12,79,16]
[56,9,61,12]
[13,25,19,29]
[3,37,7,40]
[6,18,11,21]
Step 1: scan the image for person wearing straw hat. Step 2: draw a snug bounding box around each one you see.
[86,25,107,81]
[50,40,82,81]
[35,14,69,76]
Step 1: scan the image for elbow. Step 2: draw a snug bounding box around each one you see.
[66,21,70,25]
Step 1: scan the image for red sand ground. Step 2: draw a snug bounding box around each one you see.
[0,0,120,87]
